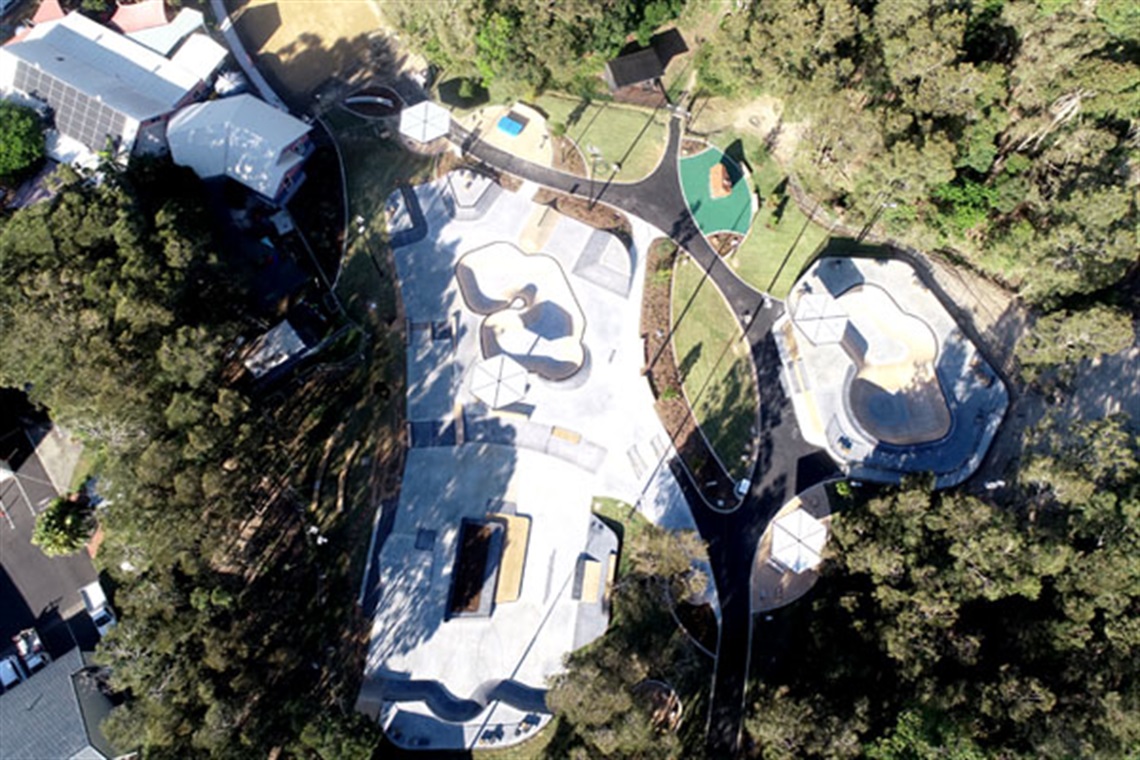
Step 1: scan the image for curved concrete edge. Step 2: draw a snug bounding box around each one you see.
[380,677,547,722]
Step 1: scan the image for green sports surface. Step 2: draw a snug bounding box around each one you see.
[679,148,754,236]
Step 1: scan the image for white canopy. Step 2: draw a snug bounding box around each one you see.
[794,292,849,345]
[399,100,450,143]
[470,354,528,409]
[770,509,828,574]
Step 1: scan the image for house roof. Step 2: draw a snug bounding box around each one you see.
[0,649,116,760]
[2,12,202,122]
[167,94,310,198]
[127,7,205,56]
[31,0,64,25]
[170,32,228,82]
[108,0,167,33]
[604,47,663,90]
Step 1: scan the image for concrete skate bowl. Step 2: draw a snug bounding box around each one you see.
[836,285,952,446]
[456,243,586,382]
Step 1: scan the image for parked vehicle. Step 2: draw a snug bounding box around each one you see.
[0,654,26,692]
[12,629,49,674]
[79,581,118,638]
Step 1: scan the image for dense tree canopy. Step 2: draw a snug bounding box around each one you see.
[0,164,379,757]
[701,0,1139,304]
[385,0,685,97]
[744,412,1140,758]
[0,101,45,181]
[548,516,709,758]
[31,496,95,556]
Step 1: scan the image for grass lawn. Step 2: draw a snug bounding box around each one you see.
[534,93,668,181]
[714,132,830,299]
[227,0,386,105]
[670,255,758,482]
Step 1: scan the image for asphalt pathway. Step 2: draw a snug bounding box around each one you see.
[459,114,833,755]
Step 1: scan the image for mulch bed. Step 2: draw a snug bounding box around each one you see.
[533,187,633,249]
[681,138,707,157]
[552,135,588,177]
[641,239,740,508]
[707,232,743,257]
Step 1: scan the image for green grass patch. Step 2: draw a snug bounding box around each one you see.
[534,93,668,180]
[592,497,648,577]
[670,255,758,481]
[713,132,830,298]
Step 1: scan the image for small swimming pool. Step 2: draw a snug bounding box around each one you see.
[497,113,525,137]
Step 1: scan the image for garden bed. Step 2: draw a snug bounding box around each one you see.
[532,188,632,249]
[640,239,739,507]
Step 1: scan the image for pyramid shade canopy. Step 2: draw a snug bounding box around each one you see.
[770,509,827,574]
[794,292,849,345]
[470,354,528,409]
[399,100,450,143]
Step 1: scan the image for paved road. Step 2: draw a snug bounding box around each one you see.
[459,114,833,755]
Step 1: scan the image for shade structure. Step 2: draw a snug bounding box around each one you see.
[399,100,451,144]
[770,509,827,574]
[794,292,848,345]
[470,354,528,409]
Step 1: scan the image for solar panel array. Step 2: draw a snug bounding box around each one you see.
[13,60,128,151]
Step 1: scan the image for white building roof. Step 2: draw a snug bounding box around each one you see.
[127,7,205,56]
[170,33,228,83]
[243,320,307,378]
[1,12,201,123]
[166,94,310,198]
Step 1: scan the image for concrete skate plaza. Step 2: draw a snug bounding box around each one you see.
[775,257,1008,487]
[360,169,698,750]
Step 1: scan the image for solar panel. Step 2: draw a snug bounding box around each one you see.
[13,59,128,151]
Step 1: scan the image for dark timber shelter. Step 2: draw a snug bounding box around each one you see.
[603,47,664,91]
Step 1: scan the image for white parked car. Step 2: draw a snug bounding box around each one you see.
[13,629,49,674]
[80,581,118,638]
[0,654,26,692]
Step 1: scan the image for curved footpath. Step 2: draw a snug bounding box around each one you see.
[460,116,834,755]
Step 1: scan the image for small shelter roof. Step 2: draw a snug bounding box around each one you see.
[603,48,663,90]
[470,354,528,409]
[770,509,827,574]
[243,320,308,378]
[794,292,849,345]
[398,100,450,143]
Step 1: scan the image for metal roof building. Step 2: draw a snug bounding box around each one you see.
[166,94,312,202]
[0,12,206,158]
